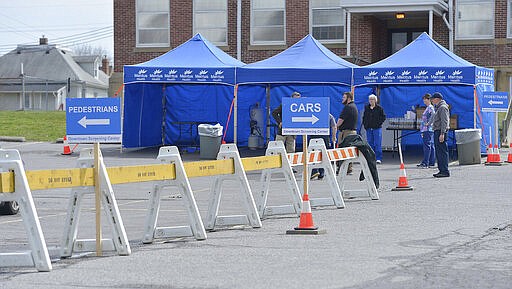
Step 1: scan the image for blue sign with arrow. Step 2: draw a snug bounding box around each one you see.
[481,92,509,112]
[282,97,329,135]
[66,98,121,143]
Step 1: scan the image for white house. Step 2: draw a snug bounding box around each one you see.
[0,38,109,111]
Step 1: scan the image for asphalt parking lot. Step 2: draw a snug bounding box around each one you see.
[1,141,512,289]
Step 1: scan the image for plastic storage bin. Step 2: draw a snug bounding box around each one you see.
[455,129,481,165]
[198,123,223,159]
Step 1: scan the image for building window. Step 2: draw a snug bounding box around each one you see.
[508,0,512,38]
[251,0,285,45]
[136,0,170,47]
[310,0,345,43]
[456,0,494,39]
[193,0,227,45]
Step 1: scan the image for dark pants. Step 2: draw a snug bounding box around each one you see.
[310,135,330,178]
[434,130,449,174]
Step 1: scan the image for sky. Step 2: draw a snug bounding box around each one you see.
[0,0,113,57]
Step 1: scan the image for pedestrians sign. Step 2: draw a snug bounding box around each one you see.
[66,98,121,143]
[481,92,509,112]
[282,97,329,135]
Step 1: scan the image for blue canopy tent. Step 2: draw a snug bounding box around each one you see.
[353,32,495,153]
[236,34,357,147]
[123,33,244,148]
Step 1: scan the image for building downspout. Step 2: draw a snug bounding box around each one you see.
[442,0,454,51]
[237,0,242,60]
[346,10,351,56]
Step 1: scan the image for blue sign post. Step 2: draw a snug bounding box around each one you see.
[66,98,121,143]
[481,92,509,112]
[282,97,330,135]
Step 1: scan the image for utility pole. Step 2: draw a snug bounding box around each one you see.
[20,63,25,110]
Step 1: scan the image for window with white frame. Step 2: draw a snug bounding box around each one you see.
[136,0,170,47]
[508,0,512,38]
[193,0,227,45]
[251,0,285,44]
[310,0,345,43]
[456,0,494,39]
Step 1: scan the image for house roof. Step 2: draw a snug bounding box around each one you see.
[0,44,108,89]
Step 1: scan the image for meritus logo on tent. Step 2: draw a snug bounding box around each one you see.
[414,70,429,82]
[165,69,178,79]
[448,70,463,81]
[364,71,378,82]
[196,70,209,80]
[431,70,446,82]
[381,70,396,82]
[150,69,163,79]
[397,70,412,82]
[211,70,225,81]
[180,70,194,79]
[134,69,148,80]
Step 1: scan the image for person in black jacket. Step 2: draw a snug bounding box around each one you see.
[362,94,386,163]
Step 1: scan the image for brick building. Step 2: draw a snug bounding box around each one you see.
[112,0,512,95]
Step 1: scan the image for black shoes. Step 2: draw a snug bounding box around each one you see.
[433,172,450,178]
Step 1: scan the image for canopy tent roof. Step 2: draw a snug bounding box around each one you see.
[124,33,244,85]
[237,34,357,85]
[353,32,494,86]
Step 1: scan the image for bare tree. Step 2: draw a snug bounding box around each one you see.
[73,44,110,59]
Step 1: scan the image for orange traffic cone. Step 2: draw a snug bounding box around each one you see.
[62,135,72,155]
[494,145,502,163]
[286,192,325,235]
[485,144,502,166]
[507,146,512,163]
[392,163,413,191]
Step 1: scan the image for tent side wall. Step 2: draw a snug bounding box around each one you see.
[164,84,235,146]
[123,83,165,148]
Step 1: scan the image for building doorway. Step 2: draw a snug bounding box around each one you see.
[389,30,425,54]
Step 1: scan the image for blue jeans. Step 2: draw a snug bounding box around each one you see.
[434,130,449,174]
[421,131,436,166]
[366,128,382,161]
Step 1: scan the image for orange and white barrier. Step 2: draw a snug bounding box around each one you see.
[331,146,380,200]
[304,139,345,208]
[255,141,302,219]
[0,149,52,272]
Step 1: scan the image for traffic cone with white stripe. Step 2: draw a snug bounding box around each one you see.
[485,144,502,166]
[286,191,325,235]
[507,146,512,163]
[392,163,413,191]
[62,135,72,155]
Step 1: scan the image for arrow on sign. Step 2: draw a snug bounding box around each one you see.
[291,114,319,124]
[488,100,504,105]
[78,116,110,128]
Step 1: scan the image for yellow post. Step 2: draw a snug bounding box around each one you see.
[94,143,102,256]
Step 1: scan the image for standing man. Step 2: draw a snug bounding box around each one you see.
[430,92,450,178]
[272,91,301,153]
[417,93,436,168]
[362,94,386,164]
[337,91,358,174]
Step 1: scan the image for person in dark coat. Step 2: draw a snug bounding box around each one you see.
[339,134,380,189]
[362,94,386,164]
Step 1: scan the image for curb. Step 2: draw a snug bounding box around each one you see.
[0,136,26,142]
